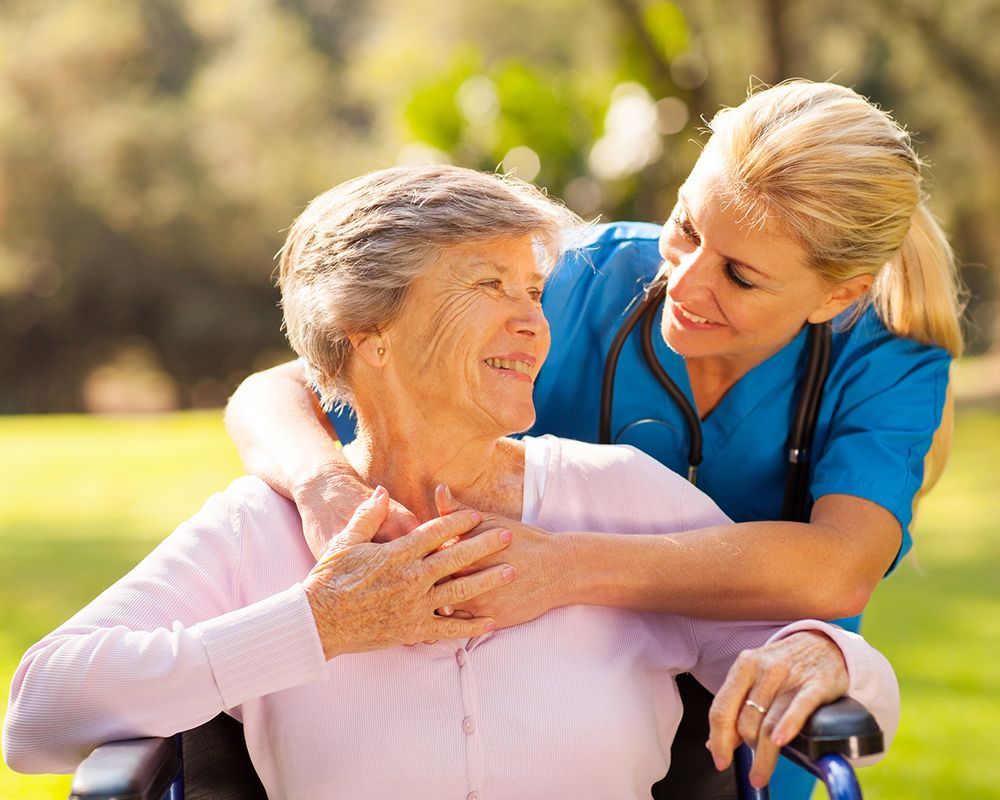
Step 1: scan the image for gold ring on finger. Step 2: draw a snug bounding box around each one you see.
[744,698,768,715]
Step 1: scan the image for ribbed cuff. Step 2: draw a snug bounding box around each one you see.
[766,619,871,692]
[196,584,328,709]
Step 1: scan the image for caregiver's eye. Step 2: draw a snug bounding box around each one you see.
[674,213,700,245]
[724,262,757,291]
[527,287,543,302]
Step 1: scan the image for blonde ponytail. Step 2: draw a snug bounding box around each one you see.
[871,203,964,358]
[873,203,964,505]
[707,80,965,508]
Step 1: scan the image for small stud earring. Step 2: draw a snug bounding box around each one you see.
[376,346,386,357]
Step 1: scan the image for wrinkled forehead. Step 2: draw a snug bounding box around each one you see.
[433,234,551,282]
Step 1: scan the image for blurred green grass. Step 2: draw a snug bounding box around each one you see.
[1,410,997,799]
[0,412,245,800]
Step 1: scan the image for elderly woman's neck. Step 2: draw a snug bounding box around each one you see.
[343,426,524,522]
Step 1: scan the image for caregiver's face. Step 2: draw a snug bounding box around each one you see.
[658,149,834,368]
[386,235,549,437]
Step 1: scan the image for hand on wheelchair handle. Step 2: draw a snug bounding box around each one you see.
[706,630,850,789]
[302,485,516,659]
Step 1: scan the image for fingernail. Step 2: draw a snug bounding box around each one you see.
[470,510,483,523]
[712,755,726,771]
[502,565,516,582]
[499,529,513,543]
[771,729,786,746]
[443,484,454,500]
[372,485,386,500]
[485,620,497,631]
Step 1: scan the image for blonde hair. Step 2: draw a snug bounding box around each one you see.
[278,164,580,410]
[707,80,964,502]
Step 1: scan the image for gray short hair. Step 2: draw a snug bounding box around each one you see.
[278,164,581,410]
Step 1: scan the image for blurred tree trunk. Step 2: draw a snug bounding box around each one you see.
[760,0,792,81]
[876,0,1000,351]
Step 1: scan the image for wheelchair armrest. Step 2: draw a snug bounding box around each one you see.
[69,737,179,800]
[785,695,883,762]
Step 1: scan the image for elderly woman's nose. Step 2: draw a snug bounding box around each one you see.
[506,296,547,337]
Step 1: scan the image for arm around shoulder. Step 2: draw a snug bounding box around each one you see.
[225,360,405,554]
[225,360,348,499]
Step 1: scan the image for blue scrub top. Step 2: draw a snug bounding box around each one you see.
[326,221,949,799]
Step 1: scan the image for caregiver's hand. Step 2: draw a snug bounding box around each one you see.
[293,464,420,556]
[707,630,850,789]
[303,486,516,659]
[433,489,564,628]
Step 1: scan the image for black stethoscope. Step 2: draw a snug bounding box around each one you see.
[599,280,832,523]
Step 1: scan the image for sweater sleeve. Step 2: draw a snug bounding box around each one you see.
[2,478,327,775]
[686,617,900,764]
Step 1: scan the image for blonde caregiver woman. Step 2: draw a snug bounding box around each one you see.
[225,81,962,799]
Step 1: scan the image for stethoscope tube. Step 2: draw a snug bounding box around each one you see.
[781,320,832,521]
[599,283,664,445]
[599,285,832,522]
[638,284,703,484]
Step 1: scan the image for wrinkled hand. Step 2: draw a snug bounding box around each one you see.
[294,467,420,559]
[707,630,849,789]
[303,486,516,659]
[434,490,564,629]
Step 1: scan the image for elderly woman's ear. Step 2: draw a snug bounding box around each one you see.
[349,333,389,367]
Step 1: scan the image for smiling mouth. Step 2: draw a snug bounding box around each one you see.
[677,305,716,326]
[484,357,533,378]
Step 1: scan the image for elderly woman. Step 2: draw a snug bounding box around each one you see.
[4,165,898,798]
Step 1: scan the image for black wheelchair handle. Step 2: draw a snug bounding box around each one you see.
[70,737,179,800]
[790,695,884,761]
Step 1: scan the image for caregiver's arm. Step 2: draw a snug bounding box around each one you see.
[459,491,899,627]
[561,494,899,621]
[225,360,417,550]
[225,366,897,621]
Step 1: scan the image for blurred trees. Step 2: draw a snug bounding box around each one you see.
[0,0,995,412]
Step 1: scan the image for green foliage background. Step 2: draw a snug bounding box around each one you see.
[1,0,997,412]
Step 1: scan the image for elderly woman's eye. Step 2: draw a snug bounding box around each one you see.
[479,279,503,291]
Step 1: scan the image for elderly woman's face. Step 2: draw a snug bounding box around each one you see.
[383,235,550,437]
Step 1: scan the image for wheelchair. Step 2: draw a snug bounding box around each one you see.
[66,693,883,800]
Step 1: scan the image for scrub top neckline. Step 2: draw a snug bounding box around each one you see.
[649,306,810,461]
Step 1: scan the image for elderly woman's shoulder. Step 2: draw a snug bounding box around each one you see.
[195,475,301,536]
[531,435,724,532]
[536,434,686,486]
